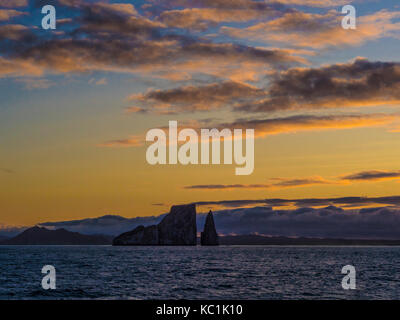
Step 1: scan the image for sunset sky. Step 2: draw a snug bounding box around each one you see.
[2,0,400,226]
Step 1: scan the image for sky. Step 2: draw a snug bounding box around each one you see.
[2,0,400,226]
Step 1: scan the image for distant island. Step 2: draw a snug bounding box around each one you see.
[2,226,400,246]
[0,226,112,245]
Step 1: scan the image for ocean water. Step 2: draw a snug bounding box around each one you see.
[1,246,400,300]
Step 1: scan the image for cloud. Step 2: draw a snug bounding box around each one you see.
[101,113,399,148]
[205,113,400,139]
[145,0,286,12]
[158,7,275,30]
[124,106,148,114]
[89,77,107,85]
[129,81,264,113]
[56,0,85,8]
[341,170,400,181]
[181,42,304,66]
[1,1,398,121]
[0,24,30,40]
[100,120,204,147]
[0,0,310,89]
[75,2,163,37]
[146,0,347,13]
[185,184,271,190]
[0,168,14,174]
[222,9,400,49]
[276,0,352,7]
[270,177,333,187]
[0,56,42,77]
[0,0,27,8]
[222,10,338,42]
[0,224,26,237]
[184,177,333,190]
[236,59,400,113]
[218,113,400,137]
[0,8,25,20]
[15,77,53,89]
[100,135,144,148]
[185,169,400,191]
[127,58,400,115]
[209,206,400,239]
[194,196,400,209]
[1,14,302,80]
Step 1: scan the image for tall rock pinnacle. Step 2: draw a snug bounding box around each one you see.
[201,210,219,246]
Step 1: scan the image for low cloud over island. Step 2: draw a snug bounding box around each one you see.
[3,197,400,240]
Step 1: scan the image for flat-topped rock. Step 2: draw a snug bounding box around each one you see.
[113,204,197,246]
[158,204,197,245]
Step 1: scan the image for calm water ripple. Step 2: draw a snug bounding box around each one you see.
[1,246,400,299]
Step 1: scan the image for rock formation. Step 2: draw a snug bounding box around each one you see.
[201,210,219,246]
[158,204,197,245]
[112,225,159,245]
[113,204,197,246]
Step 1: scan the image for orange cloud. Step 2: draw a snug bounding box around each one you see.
[218,113,399,138]
[99,135,144,148]
[100,113,399,148]
[0,24,29,39]
[0,8,25,20]
[0,56,42,78]
[222,9,400,49]
[158,8,270,30]
[0,0,27,8]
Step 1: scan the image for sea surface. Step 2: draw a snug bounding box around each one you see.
[1,246,400,300]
